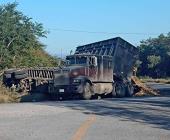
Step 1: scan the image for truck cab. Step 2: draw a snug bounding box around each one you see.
[48,54,113,99]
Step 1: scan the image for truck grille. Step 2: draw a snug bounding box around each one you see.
[54,74,69,85]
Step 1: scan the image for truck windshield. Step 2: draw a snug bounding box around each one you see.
[67,56,87,65]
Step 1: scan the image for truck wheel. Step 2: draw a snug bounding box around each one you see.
[126,84,134,97]
[83,82,93,100]
[115,82,126,97]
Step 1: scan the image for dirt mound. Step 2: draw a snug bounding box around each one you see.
[131,76,159,96]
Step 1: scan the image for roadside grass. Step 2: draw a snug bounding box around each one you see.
[0,82,47,103]
[0,82,20,103]
[140,77,170,84]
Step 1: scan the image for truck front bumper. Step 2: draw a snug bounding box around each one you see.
[50,84,84,96]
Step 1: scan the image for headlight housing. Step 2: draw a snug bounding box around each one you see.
[73,79,81,84]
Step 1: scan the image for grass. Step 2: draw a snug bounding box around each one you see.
[0,82,20,103]
[0,81,48,103]
[140,77,170,84]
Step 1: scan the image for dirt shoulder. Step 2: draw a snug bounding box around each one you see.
[140,78,170,84]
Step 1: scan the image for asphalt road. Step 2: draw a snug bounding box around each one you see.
[0,83,170,140]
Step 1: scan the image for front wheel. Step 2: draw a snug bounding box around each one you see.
[82,82,93,100]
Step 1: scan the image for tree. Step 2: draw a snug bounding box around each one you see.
[147,55,161,68]
[0,2,58,69]
[138,33,170,78]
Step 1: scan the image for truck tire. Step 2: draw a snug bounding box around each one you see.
[115,82,126,97]
[15,73,28,79]
[82,82,93,100]
[126,84,134,97]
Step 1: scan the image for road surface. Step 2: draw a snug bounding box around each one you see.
[0,83,170,140]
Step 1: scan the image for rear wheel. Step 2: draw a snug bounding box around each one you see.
[126,83,134,97]
[82,82,93,100]
[115,82,126,97]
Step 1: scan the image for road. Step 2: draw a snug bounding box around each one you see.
[0,83,170,140]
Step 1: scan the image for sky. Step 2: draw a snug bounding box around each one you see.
[1,0,170,57]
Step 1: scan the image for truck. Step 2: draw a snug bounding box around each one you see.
[3,37,138,100]
[49,37,138,99]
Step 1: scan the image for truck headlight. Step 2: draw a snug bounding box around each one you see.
[73,79,81,83]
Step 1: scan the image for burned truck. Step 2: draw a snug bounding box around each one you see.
[3,37,138,99]
[48,37,138,99]
[3,67,57,93]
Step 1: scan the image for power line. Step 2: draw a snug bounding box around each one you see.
[48,28,166,36]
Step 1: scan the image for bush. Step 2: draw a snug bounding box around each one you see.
[0,82,19,103]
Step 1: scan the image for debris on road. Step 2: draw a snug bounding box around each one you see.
[132,76,159,96]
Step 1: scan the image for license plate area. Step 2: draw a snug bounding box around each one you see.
[59,89,64,93]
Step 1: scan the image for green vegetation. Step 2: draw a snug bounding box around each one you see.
[0,82,19,103]
[138,33,170,78]
[140,77,170,84]
[0,2,59,70]
[0,2,59,103]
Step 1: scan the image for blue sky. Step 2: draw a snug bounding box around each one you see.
[1,0,170,57]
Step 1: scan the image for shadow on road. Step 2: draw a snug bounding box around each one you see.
[36,83,170,130]
[37,96,170,131]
